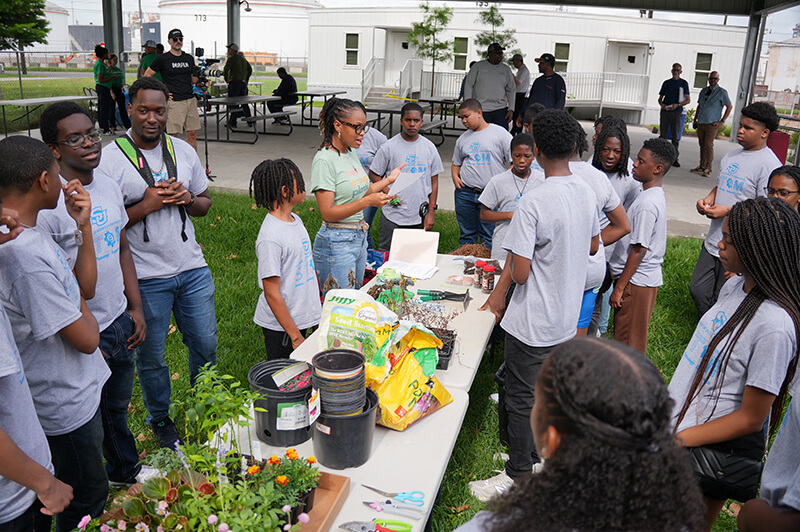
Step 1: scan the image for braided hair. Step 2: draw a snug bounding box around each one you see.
[769,165,800,192]
[675,197,800,438]
[592,125,630,177]
[487,338,704,532]
[249,158,305,210]
[318,97,363,153]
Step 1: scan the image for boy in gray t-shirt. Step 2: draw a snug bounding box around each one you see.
[358,124,387,249]
[452,99,513,249]
[690,102,781,316]
[370,103,444,251]
[0,137,109,532]
[475,110,600,491]
[609,139,676,355]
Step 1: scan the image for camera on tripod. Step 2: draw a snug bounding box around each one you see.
[193,47,222,88]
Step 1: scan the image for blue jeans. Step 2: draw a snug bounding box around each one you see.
[482,107,509,130]
[99,311,141,483]
[313,224,367,297]
[0,500,50,531]
[363,206,378,249]
[47,409,107,532]
[454,187,494,248]
[137,267,217,423]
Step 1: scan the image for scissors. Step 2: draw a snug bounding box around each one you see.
[339,519,413,532]
[364,499,425,520]
[362,484,425,506]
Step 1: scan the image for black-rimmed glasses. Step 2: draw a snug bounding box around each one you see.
[340,120,370,135]
[765,186,800,198]
[56,130,102,148]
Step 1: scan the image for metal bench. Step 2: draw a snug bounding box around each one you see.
[243,110,297,136]
[419,119,448,146]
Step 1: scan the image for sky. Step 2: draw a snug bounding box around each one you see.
[60,0,800,46]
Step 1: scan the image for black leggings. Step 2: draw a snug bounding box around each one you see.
[96,84,114,132]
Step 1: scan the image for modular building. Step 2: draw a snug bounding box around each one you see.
[307,5,748,125]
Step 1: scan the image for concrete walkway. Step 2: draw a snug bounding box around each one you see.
[196,114,737,239]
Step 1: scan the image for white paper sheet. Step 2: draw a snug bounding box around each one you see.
[389,229,439,266]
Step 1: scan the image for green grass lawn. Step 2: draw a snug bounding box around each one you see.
[125,193,739,531]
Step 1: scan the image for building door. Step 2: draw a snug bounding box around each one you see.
[616,44,648,75]
[606,42,649,105]
[385,30,414,86]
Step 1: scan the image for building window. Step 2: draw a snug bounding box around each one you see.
[694,52,713,88]
[554,42,570,72]
[454,37,468,70]
[345,33,359,66]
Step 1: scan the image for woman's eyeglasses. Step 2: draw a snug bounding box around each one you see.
[340,121,370,135]
[765,186,800,198]
[56,130,102,148]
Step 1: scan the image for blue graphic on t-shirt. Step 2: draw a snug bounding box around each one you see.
[91,206,108,227]
[53,245,80,307]
[719,164,745,198]
[682,310,728,379]
[153,170,169,183]
[467,142,492,167]
[295,237,313,289]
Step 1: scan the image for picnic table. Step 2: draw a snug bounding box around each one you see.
[1,95,97,137]
[365,102,431,138]
[291,90,347,127]
[417,97,465,137]
[198,94,281,144]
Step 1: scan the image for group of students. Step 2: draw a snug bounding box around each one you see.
[0,75,215,531]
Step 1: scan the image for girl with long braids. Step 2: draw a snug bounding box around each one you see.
[669,197,800,531]
[310,98,404,295]
[455,337,704,532]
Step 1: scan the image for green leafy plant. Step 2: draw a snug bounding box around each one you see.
[256,448,322,507]
[408,2,454,96]
[473,5,522,64]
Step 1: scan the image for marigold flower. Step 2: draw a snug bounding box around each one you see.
[276,475,289,486]
[267,455,281,465]
[247,464,261,475]
[306,456,316,464]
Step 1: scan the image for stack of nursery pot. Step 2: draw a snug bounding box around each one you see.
[311,349,378,469]
[248,359,314,446]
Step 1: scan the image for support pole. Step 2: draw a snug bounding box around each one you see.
[227,0,241,49]
[730,10,765,141]
[101,0,126,71]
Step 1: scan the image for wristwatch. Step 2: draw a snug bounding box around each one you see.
[186,193,196,208]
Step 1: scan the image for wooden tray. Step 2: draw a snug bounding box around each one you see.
[297,472,350,532]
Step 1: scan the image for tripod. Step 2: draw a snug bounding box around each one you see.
[198,91,215,181]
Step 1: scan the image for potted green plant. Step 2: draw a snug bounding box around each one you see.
[249,448,322,522]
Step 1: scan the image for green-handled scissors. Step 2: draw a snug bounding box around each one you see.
[340,518,413,532]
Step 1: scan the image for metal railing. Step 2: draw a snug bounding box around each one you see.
[754,89,800,116]
[561,72,649,108]
[361,57,385,100]
[399,59,423,99]
[420,70,465,99]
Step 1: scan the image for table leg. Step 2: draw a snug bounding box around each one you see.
[2,107,6,138]
[25,105,31,137]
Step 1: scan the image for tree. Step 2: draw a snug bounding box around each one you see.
[408,2,453,97]
[0,0,50,75]
[473,5,522,66]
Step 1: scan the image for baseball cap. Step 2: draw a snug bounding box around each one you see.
[143,40,157,49]
[167,28,183,40]
[511,53,523,62]
[226,43,239,52]
[487,43,504,54]
[535,53,556,66]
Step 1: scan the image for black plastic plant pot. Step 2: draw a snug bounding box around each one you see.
[312,388,378,470]
[311,349,367,416]
[248,359,313,447]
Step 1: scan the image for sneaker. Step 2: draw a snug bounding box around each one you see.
[469,470,514,502]
[703,169,712,178]
[690,166,705,174]
[489,393,499,404]
[673,160,681,168]
[150,417,181,450]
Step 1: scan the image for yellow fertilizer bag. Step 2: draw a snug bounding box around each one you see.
[366,321,453,431]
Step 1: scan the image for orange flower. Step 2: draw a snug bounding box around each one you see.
[247,464,261,475]
[267,455,280,465]
[276,475,289,486]
[306,457,316,464]
[285,448,297,458]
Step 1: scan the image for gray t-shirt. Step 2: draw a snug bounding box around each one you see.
[371,135,444,226]
[570,161,621,289]
[608,186,667,287]
[0,306,53,523]
[452,125,513,190]
[501,174,600,347]
[602,165,640,260]
[0,230,110,436]
[478,168,545,261]
[357,127,387,174]
[37,175,129,331]
[761,395,800,512]
[669,276,796,434]
[463,59,517,112]
[95,133,209,280]
[704,146,780,256]
[253,213,321,331]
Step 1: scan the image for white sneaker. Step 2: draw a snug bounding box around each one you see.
[469,470,514,502]
[489,393,499,404]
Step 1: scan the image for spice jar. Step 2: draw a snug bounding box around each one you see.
[474,260,486,287]
[482,265,495,293]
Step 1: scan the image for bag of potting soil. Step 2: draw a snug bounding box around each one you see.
[318,289,398,363]
[365,321,453,431]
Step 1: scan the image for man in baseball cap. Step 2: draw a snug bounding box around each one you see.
[226,43,239,53]
[462,42,516,129]
[138,40,161,80]
[517,51,566,127]
[222,42,253,127]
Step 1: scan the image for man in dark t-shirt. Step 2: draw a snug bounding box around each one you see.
[145,28,201,150]
[516,52,566,129]
[268,67,298,121]
[658,62,691,167]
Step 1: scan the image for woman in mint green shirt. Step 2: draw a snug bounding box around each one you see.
[93,45,116,133]
[310,98,403,295]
